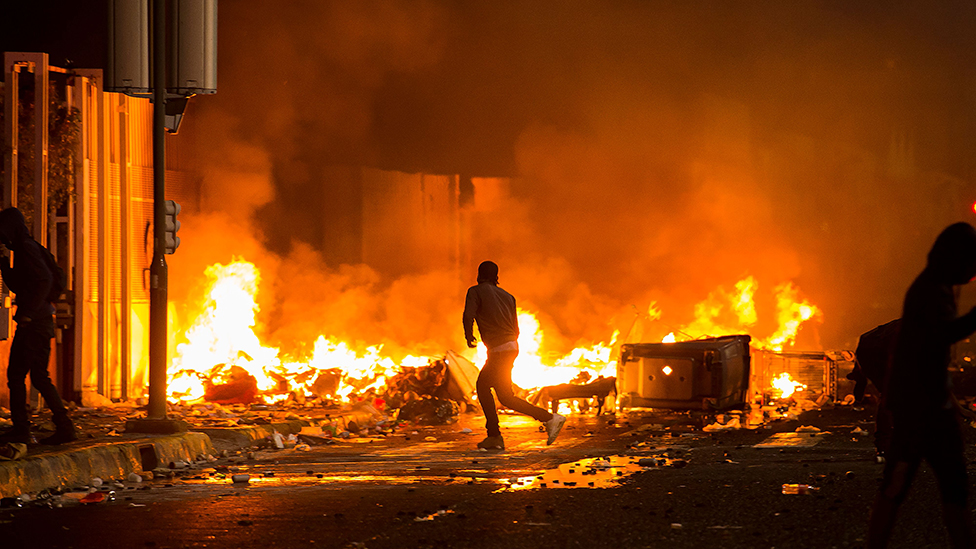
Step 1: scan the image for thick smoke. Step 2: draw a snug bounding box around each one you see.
[173,0,976,357]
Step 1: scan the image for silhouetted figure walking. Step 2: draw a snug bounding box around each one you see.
[0,208,76,446]
[867,222,976,549]
[463,261,565,450]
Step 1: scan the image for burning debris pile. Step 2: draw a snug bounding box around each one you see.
[165,259,619,422]
[162,257,831,430]
[529,372,617,416]
[383,352,482,425]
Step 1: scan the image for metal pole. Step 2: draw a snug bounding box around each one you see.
[147,0,168,419]
[32,53,49,245]
[97,99,109,397]
[119,100,130,401]
[3,57,19,210]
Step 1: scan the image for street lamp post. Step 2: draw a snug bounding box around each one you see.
[109,0,216,433]
[147,0,169,422]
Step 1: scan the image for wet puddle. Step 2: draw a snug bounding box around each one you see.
[174,472,434,487]
[497,455,666,491]
[753,432,825,448]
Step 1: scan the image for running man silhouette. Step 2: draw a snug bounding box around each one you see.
[463,261,566,450]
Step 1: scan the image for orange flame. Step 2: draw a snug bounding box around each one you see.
[168,259,619,405]
[169,260,282,401]
[770,372,806,399]
[655,275,820,351]
[759,283,821,351]
[473,311,617,389]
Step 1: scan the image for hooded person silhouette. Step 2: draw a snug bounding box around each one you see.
[0,207,76,445]
[868,222,976,549]
[462,261,566,450]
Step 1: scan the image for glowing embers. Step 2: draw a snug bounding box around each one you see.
[498,456,647,491]
[769,372,807,400]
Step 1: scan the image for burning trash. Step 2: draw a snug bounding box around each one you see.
[770,372,807,400]
[203,365,260,404]
[396,398,460,425]
[159,254,842,440]
[529,373,617,416]
[164,259,620,423]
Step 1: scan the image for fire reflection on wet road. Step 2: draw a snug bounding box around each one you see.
[498,455,648,490]
[160,415,631,494]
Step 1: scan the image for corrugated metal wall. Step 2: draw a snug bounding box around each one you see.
[75,75,174,403]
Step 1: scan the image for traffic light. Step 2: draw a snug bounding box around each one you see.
[164,200,181,254]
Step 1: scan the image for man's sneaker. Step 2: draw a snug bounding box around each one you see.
[477,436,504,450]
[545,413,567,446]
[0,429,30,445]
[0,442,27,460]
[40,429,77,446]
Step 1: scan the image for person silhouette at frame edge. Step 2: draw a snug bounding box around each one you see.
[867,222,976,549]
[0,207,77,446]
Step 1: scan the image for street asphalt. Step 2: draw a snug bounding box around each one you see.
[0,402,971,549]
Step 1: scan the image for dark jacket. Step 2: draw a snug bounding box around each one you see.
[463,282,519,349]
[850,319,901,399]
[0,208,54,322]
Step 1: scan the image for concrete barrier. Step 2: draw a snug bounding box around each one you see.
[0,432,213,498]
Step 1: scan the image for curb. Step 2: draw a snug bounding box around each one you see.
[0,432,213,498]
[195,420,305,450]
[0,410,385,498]
[196,410,380,450]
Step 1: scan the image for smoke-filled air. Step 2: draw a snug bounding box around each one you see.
[167,0,976,389]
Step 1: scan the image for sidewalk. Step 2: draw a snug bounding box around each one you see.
[0,403,384,499]
[0,431,213,498]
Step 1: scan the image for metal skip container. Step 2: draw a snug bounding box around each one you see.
[618,335,751,410]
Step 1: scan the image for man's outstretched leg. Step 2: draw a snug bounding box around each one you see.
[488,350,567,445]
[476,355,504,450]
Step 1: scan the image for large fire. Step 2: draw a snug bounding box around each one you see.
[167,259,616,405]
[167,260,420,404]
[166,261,822,408]
[658,275,821,352]
[472,312,617,390]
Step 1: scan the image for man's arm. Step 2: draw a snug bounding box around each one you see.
[945,306,976,344]
[462,287,480,347]
[0,245,12,292]
[951,393,976,424]
[511,295,519,338]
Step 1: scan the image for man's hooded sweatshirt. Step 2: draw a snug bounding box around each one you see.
[463,261,519,349]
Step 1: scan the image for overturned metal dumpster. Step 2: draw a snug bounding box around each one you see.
[617,335,751,410]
